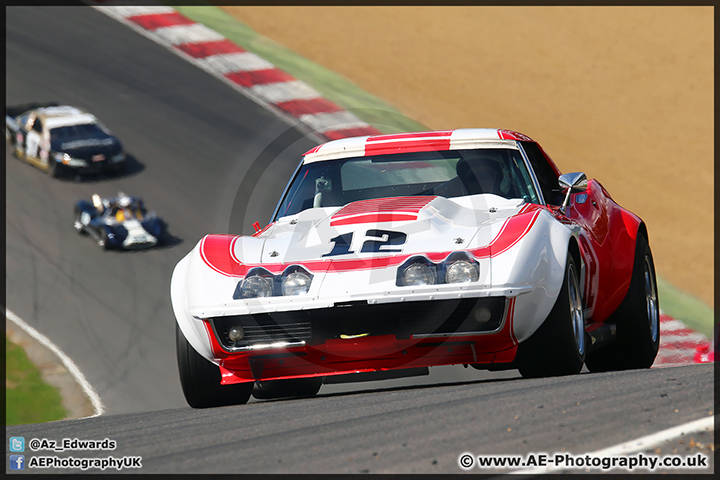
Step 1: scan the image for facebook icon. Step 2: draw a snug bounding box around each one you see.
[9,455,25,470]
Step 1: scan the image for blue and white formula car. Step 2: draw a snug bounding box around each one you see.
[74,192,166,250]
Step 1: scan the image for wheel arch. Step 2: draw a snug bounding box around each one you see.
[170,248,218,364]
[567,232,584,306]
[503,210,576,343]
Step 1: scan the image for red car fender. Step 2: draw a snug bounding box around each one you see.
[586,180,643,323]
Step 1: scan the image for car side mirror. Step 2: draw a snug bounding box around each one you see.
[558,172,588,214]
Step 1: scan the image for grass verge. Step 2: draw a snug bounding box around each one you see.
[6,336,67,425]
[657,277,714,338]
[174,5,714,336]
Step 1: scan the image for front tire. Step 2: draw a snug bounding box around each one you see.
[585,233,660,371]
[517,253,586,378]
[176,324,253,408]
[48,159,62,179]
[74,210,87,235]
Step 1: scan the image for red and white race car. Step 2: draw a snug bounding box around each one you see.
[171,129,660,408]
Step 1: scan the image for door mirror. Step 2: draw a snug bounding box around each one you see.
[558,172,588,214]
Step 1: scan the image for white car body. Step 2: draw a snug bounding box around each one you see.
[174,193,572,359]
[172,128,655,407]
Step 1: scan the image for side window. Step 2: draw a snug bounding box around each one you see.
[32,119,43,133]
[520,141,562,206]
[508,151,540,204]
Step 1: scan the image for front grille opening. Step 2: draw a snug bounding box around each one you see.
[210,297,506,350]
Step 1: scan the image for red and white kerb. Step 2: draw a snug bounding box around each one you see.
[90,3,381,141]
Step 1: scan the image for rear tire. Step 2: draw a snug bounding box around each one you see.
[98,229,110,250]
[111,161,125,176]
[517,253,586,378]
[12,135,23,159]
[584,233,659,372]
[74,210,87,235]
[252,378,323,400]
[176,324,253,408]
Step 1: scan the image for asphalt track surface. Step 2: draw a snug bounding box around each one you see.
[5,7,715,474]
[6,6,319,415]
[6,364,714,474]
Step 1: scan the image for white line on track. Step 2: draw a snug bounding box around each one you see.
[661,333,708,344]
[6,308,105,418]
[509,414,714,475]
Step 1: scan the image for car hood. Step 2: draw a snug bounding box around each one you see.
[182,195,547,314]
[51,134,121,157]
[200,195,532,272]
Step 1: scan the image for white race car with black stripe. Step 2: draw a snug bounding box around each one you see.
[6,103,126,178]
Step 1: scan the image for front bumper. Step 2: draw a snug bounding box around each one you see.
[202,296,520,384]
[61,158,124,175]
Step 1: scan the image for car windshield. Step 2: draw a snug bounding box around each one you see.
[50,123,107,140]
[273,148,540,220]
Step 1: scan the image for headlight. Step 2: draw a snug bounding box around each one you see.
[282,272,312,296]
[111,152,125,163]
[446,260,479,283]
[54,152,87,167]
[239,275,272,298]
[227,325,245,342]
[402,263,435,286]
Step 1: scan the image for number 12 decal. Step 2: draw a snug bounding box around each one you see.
[322,229,407,257]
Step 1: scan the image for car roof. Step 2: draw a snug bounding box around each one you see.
[302,128,536,163]
[33,105,98,130]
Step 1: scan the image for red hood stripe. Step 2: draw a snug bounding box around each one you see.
[330,196,436,226]
[330,213,418,227]
[200,204,542,277]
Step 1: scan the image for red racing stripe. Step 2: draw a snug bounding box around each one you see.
[200,206,540,277]
[364,132,453,156]
[498,129,534,142]
[329,196,435,226]
[251,222,275,237]
[303,144,323,156]
[175,40,246,58]
[225,69,296,88]
[331,196,436,218]
[330,213,418,226]
[481,205,542,257]
[127,12,196,30]
[366,131,454,142]
[199,235,244,277]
